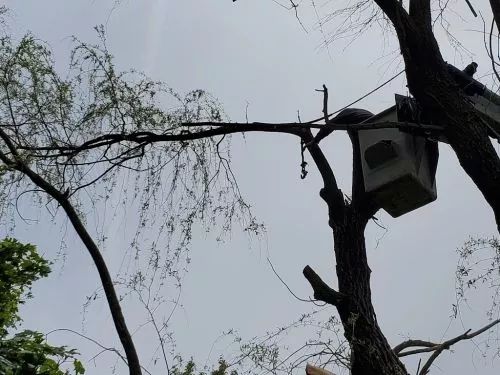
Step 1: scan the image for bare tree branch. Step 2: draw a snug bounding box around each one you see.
[46,328,128,368]
[316,84,329,124]
[393,339,440,356]
[303,265,347,307]
[392,319,500,374]
[268,257,317,303]
[0,126,142,375]
[16,120,444,156]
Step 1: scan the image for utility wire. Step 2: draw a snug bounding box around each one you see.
[308,69,406,124]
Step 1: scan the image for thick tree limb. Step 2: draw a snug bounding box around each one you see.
[0,127,142,375]
[372,0,409,27]
[303,265,347,307]
[490,0,500,34]
[16,121,444,155]
[409,0,431,28]
[373,0,500,234]
[304,128,345,214]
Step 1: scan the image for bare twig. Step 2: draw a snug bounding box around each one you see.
[46,328,127,367]
[315,84,329,124]
[267,257,318,303]
[416,358,421,375]
[488,16,500,85]
[305,69,405,124]
[135,290,171,375]
[393,319,500,374]
[288,0,308,32]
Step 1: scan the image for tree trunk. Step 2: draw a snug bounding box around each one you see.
[333,209,407,375]
[304,130,407,375]
[374,1,500,233]
[304,207,408,374]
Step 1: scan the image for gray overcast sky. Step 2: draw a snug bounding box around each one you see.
[1,1,499,374]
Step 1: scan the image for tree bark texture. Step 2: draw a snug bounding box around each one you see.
[304,209,409,374]
[332,211,407,375]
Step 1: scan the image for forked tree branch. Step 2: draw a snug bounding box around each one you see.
[46,328,129,369]
[303,87,347,213]
[419,319,500,375]
[393,319,500,374]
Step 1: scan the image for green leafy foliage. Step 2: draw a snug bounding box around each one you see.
[0,238,84,375]
[172,358,237,375]
[0,330,84,375]
[0,238,50,333]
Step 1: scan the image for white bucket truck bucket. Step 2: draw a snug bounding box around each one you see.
[357,95,438,217]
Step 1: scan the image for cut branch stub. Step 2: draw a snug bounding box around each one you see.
[303,265,347,307]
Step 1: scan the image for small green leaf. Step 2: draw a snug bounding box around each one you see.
[74,359,85,374]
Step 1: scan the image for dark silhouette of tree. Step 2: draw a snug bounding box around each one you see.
[263,2,500,374]
[2,3,500,375]
[370,1,500,234]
